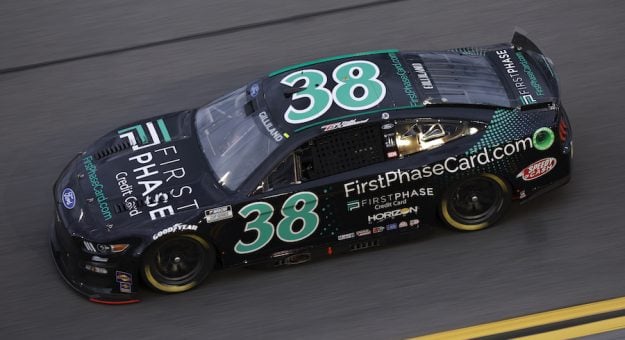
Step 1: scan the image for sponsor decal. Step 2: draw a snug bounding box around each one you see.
[85,264,107,274]
[115,172,133,197]
[517,157,557,181]
[119,282,132,294]
[520,94,536,105]
[346,200,360,212]
[259,111,286,142]
[411,63,434,89]
[388,53,420,107]
[115,145,200,221]
[118,119,171,151]
[495,50,541,104]
[204,205,233,223]
[321,118,369,132]
[519,190,527,199]
[382,123,395,130]
[368,206,418,224]
[387,151,398,159]
[116,271,132,283]
[356,229,371,237]
[399,221,408,228]
[356,188,434,211]
[515,52,544,96]
[338,232,355,241]
[249,83,260,97]
[409,219,420,227]
[533,127,555,151]
[386,223,398,231]
[384,133,396,148]
[344,137,535,198]
[83,156,113,221]
[152,223,199,240]
[381,112,390,120]
[116,271,132,293]
[372,226,385,234]
[62,188,76,209]
[91,256,108,263]
[117,119,199,221]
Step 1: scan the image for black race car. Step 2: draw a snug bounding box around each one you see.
[51,31,572,303]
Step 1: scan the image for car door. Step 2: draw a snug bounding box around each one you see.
[217,122,389,264]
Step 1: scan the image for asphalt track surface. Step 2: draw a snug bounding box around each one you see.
[1,0,624,338]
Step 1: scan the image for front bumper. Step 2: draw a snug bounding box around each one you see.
[51,153,141,304]
[50,212,140,304]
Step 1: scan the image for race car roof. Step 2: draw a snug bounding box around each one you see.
[259,46,553,135]
[262,50,421,134]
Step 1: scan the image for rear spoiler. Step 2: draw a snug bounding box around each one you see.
[511,29,544,55]
[511,29,560,101]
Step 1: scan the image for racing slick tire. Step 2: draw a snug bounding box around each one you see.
[440,173,511,231]
[142,234,216,293]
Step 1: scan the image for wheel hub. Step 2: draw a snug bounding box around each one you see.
[450,177,502,222]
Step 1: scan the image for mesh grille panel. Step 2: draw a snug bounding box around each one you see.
[309,124,384,179]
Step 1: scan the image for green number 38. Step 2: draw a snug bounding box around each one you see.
[234,192,319,254]
[281,60,386,124]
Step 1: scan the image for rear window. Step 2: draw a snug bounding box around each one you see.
[420,52,511,107]
[405,52,512,107]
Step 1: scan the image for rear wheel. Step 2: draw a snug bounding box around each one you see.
[142,234,215,293]
[441,174,511,231]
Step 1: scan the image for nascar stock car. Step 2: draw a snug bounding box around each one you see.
[51,31,572,303]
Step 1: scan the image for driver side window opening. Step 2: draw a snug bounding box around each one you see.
[256,124,385,193]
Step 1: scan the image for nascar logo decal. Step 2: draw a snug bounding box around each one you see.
[118,119,171,151]
[517,157,557,181]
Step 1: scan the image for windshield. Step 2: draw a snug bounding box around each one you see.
[195,86,279,190]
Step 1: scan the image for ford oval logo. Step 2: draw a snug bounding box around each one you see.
[249,83,260,98]
[62,188,76,209]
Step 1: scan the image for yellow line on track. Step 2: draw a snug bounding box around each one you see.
[410,296,625,340]
[515,315,625,339]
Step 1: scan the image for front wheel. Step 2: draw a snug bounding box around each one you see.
[142,234,215,293]
[440,173,511,231]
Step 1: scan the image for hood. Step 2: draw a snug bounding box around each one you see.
[66,110,224,238]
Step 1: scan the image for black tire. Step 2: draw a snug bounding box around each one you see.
[440,173,511,231]
[142,234,215,293]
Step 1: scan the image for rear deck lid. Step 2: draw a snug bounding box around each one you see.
[401,42,555,107]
